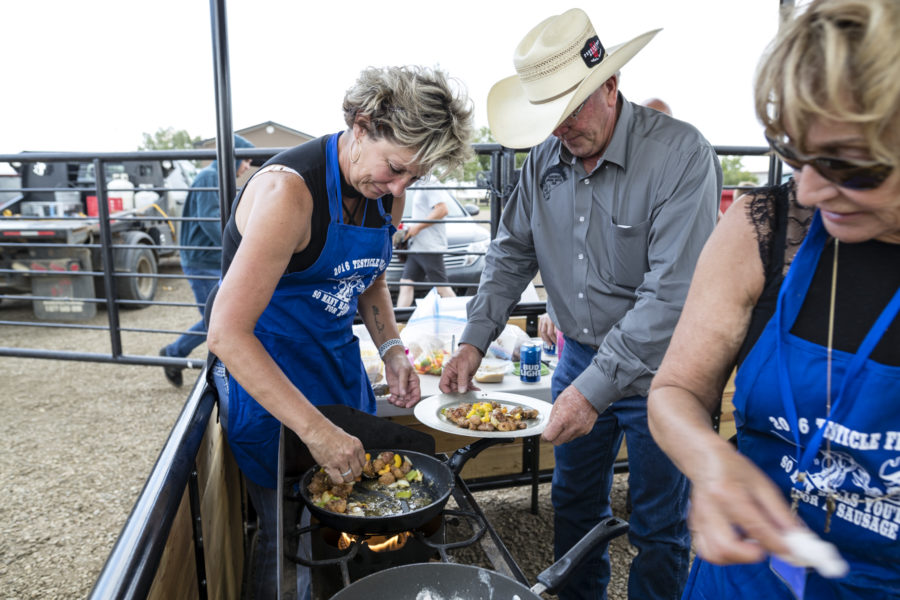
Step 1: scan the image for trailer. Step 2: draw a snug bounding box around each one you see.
[0,157,185,320]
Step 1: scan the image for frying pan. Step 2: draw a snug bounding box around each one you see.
[329,516,630,599]
[295,439,508,535]
[296,449,453,535]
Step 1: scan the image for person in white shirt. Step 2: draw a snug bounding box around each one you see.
[396,186,457,307]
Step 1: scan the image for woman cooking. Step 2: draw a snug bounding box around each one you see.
[206,65,473,597]
[648,0,900,598]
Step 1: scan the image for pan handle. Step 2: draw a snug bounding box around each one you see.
[446,438,513,475]
[531,516,629,595]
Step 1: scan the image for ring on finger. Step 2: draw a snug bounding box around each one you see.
[341,468,353,478]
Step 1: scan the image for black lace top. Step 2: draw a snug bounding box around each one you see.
[736,180,899,367]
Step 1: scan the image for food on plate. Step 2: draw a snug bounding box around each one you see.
[414,349,447,375]
[474,359,511,383]
[441,401,539,432]
[308,451,429,516]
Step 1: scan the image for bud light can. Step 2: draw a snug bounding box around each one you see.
[537,336,556,357]
[520,341,542,383]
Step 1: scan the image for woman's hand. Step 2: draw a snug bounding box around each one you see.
[300,417,366,483]
[688,445,799,564]
[383,346,420,408]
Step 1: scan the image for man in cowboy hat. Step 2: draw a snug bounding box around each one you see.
[440,8,721,600]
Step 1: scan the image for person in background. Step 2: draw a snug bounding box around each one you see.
[642,97,673,116]
[648,0,900,597]
[159,134,255,387]
[439,8,721,600]
[395,183,457,307]
[205,65,473,598]
[732,179,758,204]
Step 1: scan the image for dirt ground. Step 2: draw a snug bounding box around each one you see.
[0,257,201,599]
[0,256,636,599]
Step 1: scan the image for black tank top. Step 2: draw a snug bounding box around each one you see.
[220,134,393,277]
[204,134,393,332]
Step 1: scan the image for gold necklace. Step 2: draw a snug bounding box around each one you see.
[823,238,839,532]
[790,238,840,531]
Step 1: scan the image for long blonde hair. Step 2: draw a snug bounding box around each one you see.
[755,0,900,167]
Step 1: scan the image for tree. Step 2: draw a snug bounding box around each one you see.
[138,127,200,151]
[459,126,495,182]
[458,126,528,184]
[720,155,757,186]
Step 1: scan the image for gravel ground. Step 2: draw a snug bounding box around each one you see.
[0,257,638,599]
[462,478,636,599]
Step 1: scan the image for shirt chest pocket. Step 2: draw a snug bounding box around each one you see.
[602,217,650,289]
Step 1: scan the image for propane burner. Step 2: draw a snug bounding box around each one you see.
[298,516,443,600]
[337,531,412,552]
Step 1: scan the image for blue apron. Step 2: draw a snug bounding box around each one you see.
[685,212,900,599]
[226,132,394,489]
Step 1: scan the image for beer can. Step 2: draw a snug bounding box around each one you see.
[519,341,542,383]
[538,336,556,357]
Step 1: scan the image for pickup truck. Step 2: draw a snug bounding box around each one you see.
[0,157,191,320]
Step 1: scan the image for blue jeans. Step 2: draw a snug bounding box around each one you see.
[551,336,691,600]
[163,265,218,359]
[213,361,310,600]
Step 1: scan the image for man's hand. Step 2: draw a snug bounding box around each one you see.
[541,384,598,445]
[438,343,483,394]
[538,313,557,347]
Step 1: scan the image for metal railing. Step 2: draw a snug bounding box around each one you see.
[0,144,512,369]
[1,144,782,368]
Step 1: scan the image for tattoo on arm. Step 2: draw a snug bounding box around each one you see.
[372,306,385,334]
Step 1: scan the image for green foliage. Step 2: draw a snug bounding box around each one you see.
[460,127,495,182]
[459,126,528,183]
[138,127,200,151]
[720,155,757,186]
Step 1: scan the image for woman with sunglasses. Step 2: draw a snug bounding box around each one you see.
[647,0,900,598]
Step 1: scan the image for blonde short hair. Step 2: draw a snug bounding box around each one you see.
[754,0,900,167]
[343,66,474,175]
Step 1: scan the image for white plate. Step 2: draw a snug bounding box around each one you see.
[414,391,552,438]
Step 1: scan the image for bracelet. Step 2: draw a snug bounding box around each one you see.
[378,337,404,359]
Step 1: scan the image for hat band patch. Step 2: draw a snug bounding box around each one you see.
[581,36,605,68]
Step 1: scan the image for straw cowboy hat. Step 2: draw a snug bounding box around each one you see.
[488,8,660,148]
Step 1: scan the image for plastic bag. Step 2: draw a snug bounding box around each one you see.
[487,323,531,361]
[353,324,383,383]
[410,335,449,375]
[400,289,469,375]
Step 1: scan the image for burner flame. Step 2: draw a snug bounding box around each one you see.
[338,531,411,552]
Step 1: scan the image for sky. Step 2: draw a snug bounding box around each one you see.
[2,0,783,170]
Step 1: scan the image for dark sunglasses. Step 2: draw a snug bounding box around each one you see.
[765,134,893,190]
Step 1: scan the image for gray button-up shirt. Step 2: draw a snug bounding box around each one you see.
[461,96,722,413]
